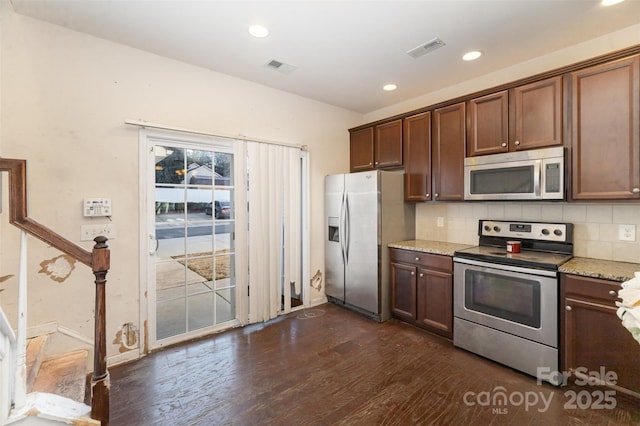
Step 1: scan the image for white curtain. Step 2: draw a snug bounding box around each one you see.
[244,141,302,324]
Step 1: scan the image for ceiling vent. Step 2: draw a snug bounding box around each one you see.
[407,38,446,59]
[266,59,297,75]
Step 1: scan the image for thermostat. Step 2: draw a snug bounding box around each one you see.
[84,198,112,217]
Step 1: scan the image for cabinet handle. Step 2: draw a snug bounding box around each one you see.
[501,142,507,147]
[368,162,372,166]
[410,271,415,276]
[434,193,439,198]
[419,273,424,277]
[415,257,420,261]
[375,161,379,165]
[609,290,617,297]
[633,188,640,194]
[514,140,520,146]
[426,193,430,197]
[565,305,572,311]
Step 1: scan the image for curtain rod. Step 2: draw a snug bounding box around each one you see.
[124,119,307,151]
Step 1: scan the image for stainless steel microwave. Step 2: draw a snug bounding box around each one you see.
[464,147,565,201]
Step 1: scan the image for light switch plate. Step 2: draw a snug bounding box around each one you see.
[618,224,636,242]
[81,224,115,241]
[437,217,445,227]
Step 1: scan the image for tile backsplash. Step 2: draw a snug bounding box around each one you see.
[415,202,640,263]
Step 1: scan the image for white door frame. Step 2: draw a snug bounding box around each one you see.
[138,129,243,351]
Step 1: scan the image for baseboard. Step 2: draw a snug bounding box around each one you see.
[26,322,58,338]
[309,297,328,308]
[58,326,93,346]
[107,349,141,368]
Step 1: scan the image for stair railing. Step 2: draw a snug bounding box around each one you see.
[0,158,110,425]
[0,304,17,423]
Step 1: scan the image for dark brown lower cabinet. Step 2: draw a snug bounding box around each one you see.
[390,248,453,338]
[561,274,640,397]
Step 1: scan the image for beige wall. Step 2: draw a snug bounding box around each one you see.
[0,4,360,362]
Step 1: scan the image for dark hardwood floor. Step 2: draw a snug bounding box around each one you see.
[110,303,640,425]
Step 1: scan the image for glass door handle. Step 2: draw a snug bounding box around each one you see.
[149,234,159,255]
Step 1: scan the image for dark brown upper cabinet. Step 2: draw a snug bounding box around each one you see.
[403,112,431,201]
[349,127,375,172]
[375,119,403,169]
[467,90,509,156]
[467,76,563,156]
[350,119,403,172]
[348,46,640,203]
[570,55,640,200]
[432,102,466,201]
[512,76,563,151]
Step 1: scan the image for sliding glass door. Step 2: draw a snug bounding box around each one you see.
[141,129,309,349]
[148,137,236,345]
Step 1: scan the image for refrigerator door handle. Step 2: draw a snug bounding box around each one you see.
[344,192,350,263]
[339,189,347,264]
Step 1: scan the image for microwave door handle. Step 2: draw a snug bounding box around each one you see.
[534,160,542,197]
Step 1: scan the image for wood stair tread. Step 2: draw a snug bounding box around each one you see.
[32,349,88,403]
[25,334,50,392]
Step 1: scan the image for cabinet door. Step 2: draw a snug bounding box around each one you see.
[416,268,453,338]
[564,297,640,393]
[562,274,640,394]
[403,112,431,201]
[350,127,375,172]
[390,262,416,321]
[375,119,403,168]
[512,76,563,151]
[571,55,640,200]
[433,102,466,201]
[467,90,509,156]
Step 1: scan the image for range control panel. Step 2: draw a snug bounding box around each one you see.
[479,220,571,243]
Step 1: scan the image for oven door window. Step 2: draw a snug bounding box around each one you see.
[469,165,535,195]
[464,270,541,328]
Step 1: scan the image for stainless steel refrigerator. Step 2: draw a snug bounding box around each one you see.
[325,170,415,322]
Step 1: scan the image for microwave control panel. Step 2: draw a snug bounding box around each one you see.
[544,163,561,193]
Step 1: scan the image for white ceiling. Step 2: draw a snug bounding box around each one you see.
[9,0,640,114]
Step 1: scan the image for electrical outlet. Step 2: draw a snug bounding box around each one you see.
[81,224,115,241]
[618,224,636,242]
[437,217,445,228]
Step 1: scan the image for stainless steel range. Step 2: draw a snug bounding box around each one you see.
[453,220,573,385]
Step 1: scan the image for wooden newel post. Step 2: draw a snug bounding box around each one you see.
[91,236,110,425]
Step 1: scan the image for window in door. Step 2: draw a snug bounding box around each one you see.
[151,140,236,343]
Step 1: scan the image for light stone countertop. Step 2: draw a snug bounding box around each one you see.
[390,241,640,283]
[559,257,640,283]
[388,240,474,257]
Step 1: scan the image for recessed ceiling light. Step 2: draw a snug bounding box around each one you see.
[601,0,624,6]
[383,84,397,92]
[462,50,482,61]
[249,25,269,38]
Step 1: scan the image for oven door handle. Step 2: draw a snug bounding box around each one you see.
[453,256,558,278]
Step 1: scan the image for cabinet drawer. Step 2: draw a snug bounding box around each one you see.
[563,274,621,305]
[390,248,452,273]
